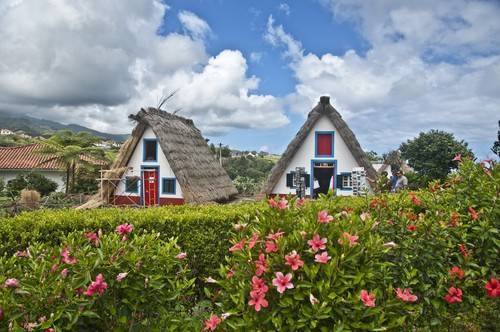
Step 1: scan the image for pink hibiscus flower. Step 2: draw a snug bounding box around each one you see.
[277,198,289,210]
[395,288,418,302]
[266,230,285,241]
[4,278,19,288]
[203,314,222,331]
[314,251,331,264]
[265,240,278,253]
[308,234,327,252]
[116,272,128,282]
[360,289,376,307]
[338,232,359,247]
[485,278,500,298]
[248,291,269,312]
[176,252,187,260]
[296,198,307,208]
[248,232,259,249]
[452,154,462,162]
[60,247,77,265]
[468,207,479,220]
[284,251,304,270]
[60,268,69,279]
[229,238,246,252]
[116,223,134,235]
[272,272,294,294]
[250,276,269,295]
[443,287,462,304]
[317,210,333,224]
[84,273,108,297]
[449,266,465,279]
[85,232,99,246]
[254,253,268,276]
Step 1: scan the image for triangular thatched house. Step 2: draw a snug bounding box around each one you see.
[262,96,376,198]
[85,108,237,207]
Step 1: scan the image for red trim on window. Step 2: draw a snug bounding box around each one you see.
[317,133,332,156]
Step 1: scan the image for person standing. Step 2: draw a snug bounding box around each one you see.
[394,170,408,191]
[390,170,398,192]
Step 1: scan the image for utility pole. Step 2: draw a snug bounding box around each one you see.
[219,142,222,165]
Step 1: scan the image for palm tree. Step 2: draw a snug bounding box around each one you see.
[37,131,110,194]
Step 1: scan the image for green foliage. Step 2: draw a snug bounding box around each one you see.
[5,173,58,197]
[0,203,264,281]
[209,160,499,331]
[365,150,382,162]
[224,155,275,194]
[0,177,4,193]
[400,129,474,182]
[0,134,35,147]
[0,232,196,331]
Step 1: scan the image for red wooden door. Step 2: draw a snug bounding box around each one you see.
[142,169,158,206]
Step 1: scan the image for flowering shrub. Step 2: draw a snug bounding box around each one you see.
[206,159,499,330]
[0,229,195,330]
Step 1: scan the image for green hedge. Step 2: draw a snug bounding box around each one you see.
[0,203,264,279]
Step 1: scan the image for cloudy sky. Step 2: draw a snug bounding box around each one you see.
[0,0,499,157]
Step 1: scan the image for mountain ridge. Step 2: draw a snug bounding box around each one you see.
[0,111,129,142]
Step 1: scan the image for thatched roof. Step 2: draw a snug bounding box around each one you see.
[262,96,377,194]
[84,108,237,206]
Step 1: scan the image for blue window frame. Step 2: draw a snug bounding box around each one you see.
[125,176,139,193]
[143,138,158,162]
[338,172,352,190]
[314,131,335,157]
[162,177,176,195]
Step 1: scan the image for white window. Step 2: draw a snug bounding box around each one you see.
[342,174,352,188]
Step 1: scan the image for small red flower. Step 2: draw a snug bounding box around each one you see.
[360,289,376,307]
[250,276,269,295]
[485,278,500,298]
[449,266,465,279]
[338,232,359,247]
[449,212,460,227]
[226,269,234,279]
[406,224,417,232]
[4,278,19,288]
[266,230,285,241]
[248,291,268,312]
[468,207,478,220]
[204,314,222,331]
[60,247,77,265]
[452,154,462,162]
[176,252,187,260]
[459,244,469,258]
[409,192,422,206]
[284,251,304,271]
[443,287,462,304]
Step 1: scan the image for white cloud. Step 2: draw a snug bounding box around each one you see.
[178,10,212,40]
[278,3,291,16]
[266,1,500,157]
[0,0,288,136]
[249,52,263,63]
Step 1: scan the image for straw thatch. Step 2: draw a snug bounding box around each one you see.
[262,96,377,194]
[80,107,237,208]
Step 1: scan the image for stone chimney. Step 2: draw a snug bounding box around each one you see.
[320,96,330,105]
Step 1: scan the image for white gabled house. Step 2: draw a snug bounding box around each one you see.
[262,96,377,198]
[87,108,237,207]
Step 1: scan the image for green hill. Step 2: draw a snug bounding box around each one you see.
[0,111,129,142]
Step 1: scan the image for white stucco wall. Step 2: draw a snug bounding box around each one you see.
[0,170,65,192]
[115,126,183,199]
[272,116,361,196]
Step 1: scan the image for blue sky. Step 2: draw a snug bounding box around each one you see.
[0,0,499,158]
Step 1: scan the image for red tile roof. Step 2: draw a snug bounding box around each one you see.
[0,143,107,170]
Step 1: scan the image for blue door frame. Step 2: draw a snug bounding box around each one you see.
[310,159,337,198]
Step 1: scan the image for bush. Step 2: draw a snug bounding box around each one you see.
[5,173,58,197]
[0,230,196,330]
[205,160,499,330]
[0,203,265,281]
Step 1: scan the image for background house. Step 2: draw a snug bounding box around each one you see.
[262,96,377,198]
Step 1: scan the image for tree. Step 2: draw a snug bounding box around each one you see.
[492,120,500,157]
[0,176,5,193]
[365,150,382,162]
[5,173,58,197]
[38,131,109,194]
[399,130,474,181]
